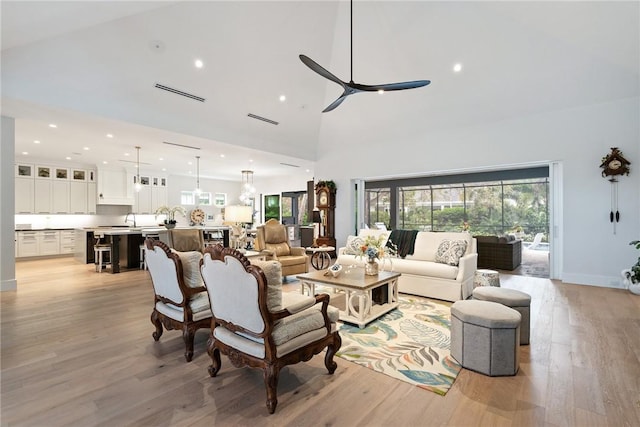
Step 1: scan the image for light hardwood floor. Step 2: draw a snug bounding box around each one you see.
[2,257,639,426]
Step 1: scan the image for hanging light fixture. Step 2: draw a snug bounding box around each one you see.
[239,170,255,205]
[134,146,142,192]
[194,155,201,195]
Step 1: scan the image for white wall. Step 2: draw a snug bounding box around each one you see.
[315,97,640,288]
[1,116,17,291]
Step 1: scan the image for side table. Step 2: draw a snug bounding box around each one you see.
[306,246,335,270]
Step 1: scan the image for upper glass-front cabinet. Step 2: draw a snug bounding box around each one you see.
[16,164,34,177]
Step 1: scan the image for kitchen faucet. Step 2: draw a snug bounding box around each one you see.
[125,212,137,228]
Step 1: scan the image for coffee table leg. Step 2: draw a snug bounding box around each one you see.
[347,290,371,329]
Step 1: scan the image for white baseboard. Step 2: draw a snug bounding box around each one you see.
[1,279,17,291]
[561,273,625,289]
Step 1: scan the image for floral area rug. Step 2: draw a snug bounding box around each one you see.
[336,296,461,396]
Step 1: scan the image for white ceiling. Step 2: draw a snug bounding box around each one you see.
[2,1,638,181]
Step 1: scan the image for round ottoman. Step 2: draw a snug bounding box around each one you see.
[473,287,531,345]
[474,269,500,288]
[450,300,521,377]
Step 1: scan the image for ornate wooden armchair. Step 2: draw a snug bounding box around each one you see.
[144,239,212,362]
[200,245,341,414]
[255,219,309,277]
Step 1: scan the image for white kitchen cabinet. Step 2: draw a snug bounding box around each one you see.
[69,181,88,213]
[97,167,134,205]
[52,181,70,213]
[39,230,60,255]
[87,182,97,214]
[15,177,34,213]
[151,176,168,213]
[135,187,153,214]
[17,231,40,257]
[59,230,75,254]
[34,179,52,213]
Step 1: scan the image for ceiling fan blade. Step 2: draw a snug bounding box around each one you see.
[355,80,431,92]
[299,55,346,88]
[323,93,350,113]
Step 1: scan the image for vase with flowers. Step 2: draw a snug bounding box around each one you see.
[356,234,390,276]
[155,205,187,229]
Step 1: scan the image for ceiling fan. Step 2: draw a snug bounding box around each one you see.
[299,0,430,113]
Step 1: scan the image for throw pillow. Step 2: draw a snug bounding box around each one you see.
[344,235,365,255]
[174,250,204,288]
[251,260,282,311]
[435,239,468,266]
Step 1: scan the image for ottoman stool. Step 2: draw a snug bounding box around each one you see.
[474,269,501,288]
[450,300,521,376]
[473,287,531,345]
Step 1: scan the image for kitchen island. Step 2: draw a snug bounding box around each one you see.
[75,226,230,273]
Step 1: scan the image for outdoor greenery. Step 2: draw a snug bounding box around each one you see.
[366,178,549,241]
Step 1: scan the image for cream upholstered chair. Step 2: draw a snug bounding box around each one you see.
[144,239,212,362]
[255,219,309,277]
[157,228,205,252]
[200,245,341,414]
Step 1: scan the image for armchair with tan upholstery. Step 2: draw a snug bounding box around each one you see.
[157,228,205,253]
[255,219,309,277]
[200,245,341,414]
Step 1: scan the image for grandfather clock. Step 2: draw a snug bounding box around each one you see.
[315,183,336,249]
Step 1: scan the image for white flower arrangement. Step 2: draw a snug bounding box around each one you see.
[154,205,186,223]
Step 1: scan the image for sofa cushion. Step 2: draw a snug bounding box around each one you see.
[392,258,460,280]
[410,232,473,261]
[435,239,468,266]
[251,260,282,311]
[344,235,365,255]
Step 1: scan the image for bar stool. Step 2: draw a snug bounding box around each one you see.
[94,233,111,273]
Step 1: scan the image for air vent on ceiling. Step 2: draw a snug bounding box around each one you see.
[162,141,201,150]
[280,162,300,168]
[119,159,152,165]
[247,113,279,126]
[155,83,206,102]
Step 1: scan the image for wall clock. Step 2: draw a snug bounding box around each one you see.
[190,208,206,225]
[599,147,631,234]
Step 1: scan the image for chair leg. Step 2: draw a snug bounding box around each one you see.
[183,327,195,362]
[151,310,163,341]
[263,364,280,414]
[324,333,342,374]
[207,347,222,377]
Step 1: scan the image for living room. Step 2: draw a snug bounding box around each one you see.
[1,1,639,425]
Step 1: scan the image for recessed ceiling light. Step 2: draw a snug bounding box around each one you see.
[159,157,163,161]
[83,147,90,151]
[194,59,204,68]
[103,161,108,164]
[124,153,130,156]
[249,159,254,163]
[49,123,57,128]
[65,156,71,160]
[188,161,193,165]
[453,63,463,73]
[162,168,166,171]
[106,134,113,138]
[33,140,40,144]
[377,89,384,95]
[279,95,286,102]
[22,151,28,155]
[220,154,225,158]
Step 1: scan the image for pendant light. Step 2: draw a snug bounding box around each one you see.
[194,156,201,195]
[239,170,255,205]
[134,146,142,192]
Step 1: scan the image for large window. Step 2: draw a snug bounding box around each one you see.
[365,168,549,240]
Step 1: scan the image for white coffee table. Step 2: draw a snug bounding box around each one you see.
[296,268,400,329]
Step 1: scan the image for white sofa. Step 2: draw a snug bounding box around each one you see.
[336,230,478,302]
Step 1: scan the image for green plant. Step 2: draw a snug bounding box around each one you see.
[625,240,640,284]
[315,180,336,191]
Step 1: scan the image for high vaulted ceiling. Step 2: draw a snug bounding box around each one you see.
[2,1,638,181]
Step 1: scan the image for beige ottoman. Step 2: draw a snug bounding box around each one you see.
[473,269,501,288]
[450,300,520,377]
[473,287,531,345]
